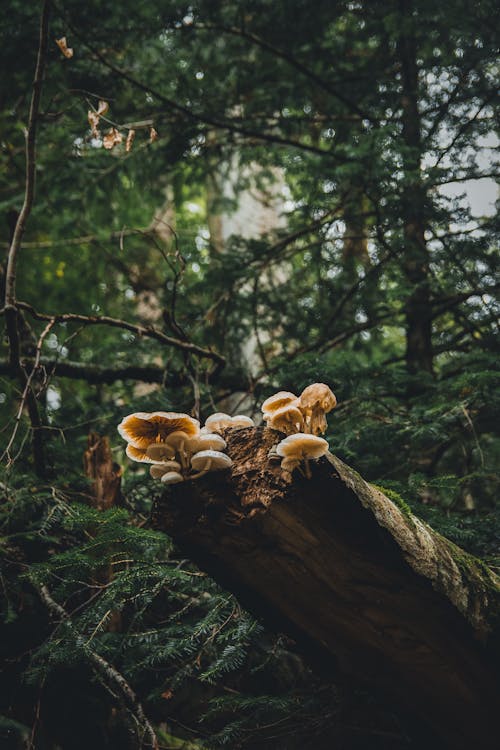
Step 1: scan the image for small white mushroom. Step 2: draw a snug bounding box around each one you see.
[160,471,184,485]
[230,415,254,430]
[190,449,233,478]
[266,404,304,435]
[190,433,227,452]
[163,430,197,471]
[276,433,329,478]
[204,413,234,433]
[146,443,176,462]
[150,460,182,479]
[261,391,298,416]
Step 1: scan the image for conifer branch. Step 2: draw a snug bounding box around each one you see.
[38,585,159,750]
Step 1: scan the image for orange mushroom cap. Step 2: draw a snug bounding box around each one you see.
[125,443,157,463]
[117,412,199,449]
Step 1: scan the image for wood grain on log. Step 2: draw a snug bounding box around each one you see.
[152,426,500,748]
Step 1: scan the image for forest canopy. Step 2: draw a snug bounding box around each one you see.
[1,1,499,748]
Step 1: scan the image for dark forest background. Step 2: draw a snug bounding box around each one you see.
[1,0,499,747]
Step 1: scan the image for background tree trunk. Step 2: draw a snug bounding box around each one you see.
[152,427,500,749]
[398,0,434,375]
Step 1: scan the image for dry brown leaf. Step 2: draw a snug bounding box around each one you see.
[149,126,158,143]
[103,128,123,150]
[97,100,109,116]
[88,110,100,138]
[161,689,174,700]
[55,37,74,59]
[125,129,136,153]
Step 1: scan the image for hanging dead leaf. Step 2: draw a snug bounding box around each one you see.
[149,126,158,143]
[88,110,100,138]
[55,37,74,59]
[161,689,174,700]
[97,100,109,116]
[103,128,123,150]
[125,129,136,153]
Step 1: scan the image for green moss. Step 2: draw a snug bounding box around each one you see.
[443,537,500,595]
[371,485,413,519]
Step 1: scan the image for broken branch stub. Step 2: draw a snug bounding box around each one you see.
[152,426,500,749]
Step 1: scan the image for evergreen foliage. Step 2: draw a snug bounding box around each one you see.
[1,0,498,747]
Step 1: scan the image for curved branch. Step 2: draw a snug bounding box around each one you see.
[13,302,225,364]
[2,0,50,476]
[191,22,375,123]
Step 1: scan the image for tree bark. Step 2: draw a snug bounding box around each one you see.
[83,432,122,510]
[152,426,500,749]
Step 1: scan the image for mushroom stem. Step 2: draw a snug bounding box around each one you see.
[303,457,312,479]
[177,440,191,471]
[267,443,280,461]
[190,460,211,480]
[310,405,327,436]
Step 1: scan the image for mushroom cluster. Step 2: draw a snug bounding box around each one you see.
[117,410,255,484]
[117,387,333,484]
[262,383,335,475]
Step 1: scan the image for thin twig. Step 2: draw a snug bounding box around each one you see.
[10,302,224,364]
[2,0,51,476]
[38,584,159,749]
[4,0,50,315]
[2,319,54,466]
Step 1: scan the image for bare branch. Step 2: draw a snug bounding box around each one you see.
[190,22,375,123]
[1,320,54,468]
[2,0,50,476]
[4,0,50,312]
[1,227,150,251]
[12,302,225,365]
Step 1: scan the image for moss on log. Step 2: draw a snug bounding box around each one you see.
[152,426,500,748]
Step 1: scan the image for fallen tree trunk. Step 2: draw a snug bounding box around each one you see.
[152,426,500,748]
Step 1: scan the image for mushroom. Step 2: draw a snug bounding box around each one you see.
[146,443,176,462]
[230,415,254,430]
[117,411,199,449]
[150,460,182,479]
[266,404,304,435]
[164,430,195,470]
[203,413,254,433]
[190,449,233,479]
[276,433,329,478]
[261,391,298,416]
[280,456,300,473]
[298,383,336,435]
[190,433,227,453]
[125,443,157,463]
[160,471,184,485]
[204,413,234,433]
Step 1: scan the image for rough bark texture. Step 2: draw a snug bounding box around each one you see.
[152,427,500,749]
[84,432,122,510]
